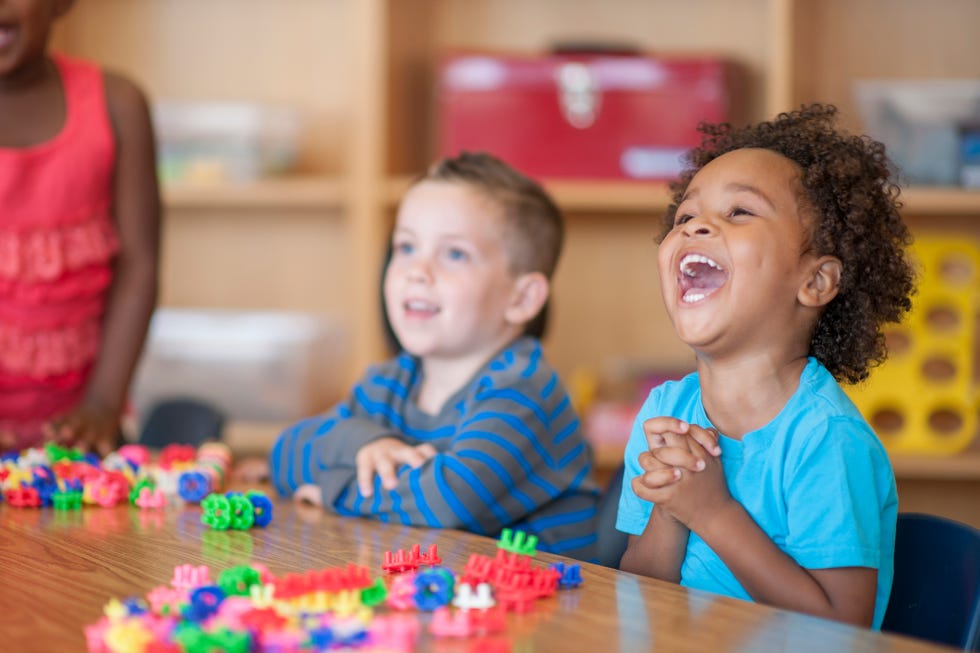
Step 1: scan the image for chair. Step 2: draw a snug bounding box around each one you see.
[881,512,980,650]
[138,397,226,449]
[596,463,630,568]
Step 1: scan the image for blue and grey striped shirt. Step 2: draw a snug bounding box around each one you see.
[269,336,599,560]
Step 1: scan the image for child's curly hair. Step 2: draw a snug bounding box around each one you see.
[662,103,916,384]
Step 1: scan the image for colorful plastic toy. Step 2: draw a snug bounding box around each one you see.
[497,528,538,556]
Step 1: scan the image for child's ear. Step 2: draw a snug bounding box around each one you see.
[505,272,550,326]
[799,255,842,308]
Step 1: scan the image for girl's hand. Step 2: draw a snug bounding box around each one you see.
[646,437,734,530]
[44,400,119,457]
[355,437,437,497]
[643,416,721,460]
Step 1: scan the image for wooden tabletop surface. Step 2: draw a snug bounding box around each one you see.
[0,492,955,653]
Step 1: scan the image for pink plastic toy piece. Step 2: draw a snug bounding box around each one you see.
[429,606,507,638]
[83,617,111,652]
[429,607,474,638]
[369,614,420,652]
[117,444,151,468]
[170,564,211,591]
[85,471,130,508]
[386,572,419,610]
[146,585,186,616]
[135,487,167,509]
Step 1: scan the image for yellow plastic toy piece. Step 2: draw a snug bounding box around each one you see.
[845,236,980,454]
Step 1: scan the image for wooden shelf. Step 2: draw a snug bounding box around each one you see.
[890,451,980,481]
[901,187,980,216]
[592,442,980,481]
[388,176,980,217]
[386,175,673,214]
[163,176,346,211]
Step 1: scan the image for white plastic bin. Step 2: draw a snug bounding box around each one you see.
[130,309,347,424]
[152,102,303,184]
[854,79,980,185]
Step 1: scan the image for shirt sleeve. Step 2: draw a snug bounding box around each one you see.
[330,362,592,536]
[781,416,893,570]
[616,392,658,535]
[268,370,398,497]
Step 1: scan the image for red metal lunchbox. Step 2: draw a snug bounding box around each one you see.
[436,51,739,180]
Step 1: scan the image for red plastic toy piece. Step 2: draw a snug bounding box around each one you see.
[6,486,41,508]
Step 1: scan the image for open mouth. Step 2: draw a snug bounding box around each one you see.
[403,299,440,317]
[678,253,728,303]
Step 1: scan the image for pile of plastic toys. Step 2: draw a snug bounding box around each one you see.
[0,441,232,510]
[84,529,584,652]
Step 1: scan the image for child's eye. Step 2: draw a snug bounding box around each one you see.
[730,207,753,218]
[392,241,414,256]
[446,247,469,262]
[674,213,694,226]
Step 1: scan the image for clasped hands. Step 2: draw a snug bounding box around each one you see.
[631,417,732,530]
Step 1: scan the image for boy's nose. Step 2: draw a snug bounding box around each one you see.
[406,258,433,283]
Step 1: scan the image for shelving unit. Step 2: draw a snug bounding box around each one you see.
[53,0,980,523]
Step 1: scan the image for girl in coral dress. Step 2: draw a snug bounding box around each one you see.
[0,0,160,455]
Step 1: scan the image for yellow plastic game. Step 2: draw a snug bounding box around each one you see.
[846,236,980,454]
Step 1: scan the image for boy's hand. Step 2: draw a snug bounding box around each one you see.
[294,484,323,507]
[44,400,119,457]
[355,437,437,497]
[233,457,270,483]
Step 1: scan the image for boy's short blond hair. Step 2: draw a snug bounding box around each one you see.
[423,151,564,280]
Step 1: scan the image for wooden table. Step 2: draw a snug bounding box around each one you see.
[0,494,954,652]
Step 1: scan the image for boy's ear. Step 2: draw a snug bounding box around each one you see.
[799,255,842,308]
[505,272,550,326]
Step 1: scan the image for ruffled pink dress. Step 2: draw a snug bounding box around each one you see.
[0,55,118,450]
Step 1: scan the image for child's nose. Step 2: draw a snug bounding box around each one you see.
[683,216,716,237]
[406,257,433,282]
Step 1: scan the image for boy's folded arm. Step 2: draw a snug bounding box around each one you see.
[330,386,592,535]
[268,407,401,496]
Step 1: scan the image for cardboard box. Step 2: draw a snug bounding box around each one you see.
[436,52,739,180]
[130,309,346,424]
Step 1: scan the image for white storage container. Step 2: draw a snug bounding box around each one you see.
[130,309,347,424]
[854,79,980,186]
[152,101,303,184]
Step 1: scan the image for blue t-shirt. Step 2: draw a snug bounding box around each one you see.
[616,357,898,629]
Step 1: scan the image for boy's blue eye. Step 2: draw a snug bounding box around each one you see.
[393,242,414,256]
[446,247,468,261]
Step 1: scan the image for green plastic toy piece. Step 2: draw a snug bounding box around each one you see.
[218,565,262,597]
[51,490,83,510]
[201,494,232,530]
[227,494,255,530]
[497,528,539,556]
[360,577,388,607]
[44,442,85,462]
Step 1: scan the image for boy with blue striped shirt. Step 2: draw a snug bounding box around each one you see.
[268,152,599,560]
